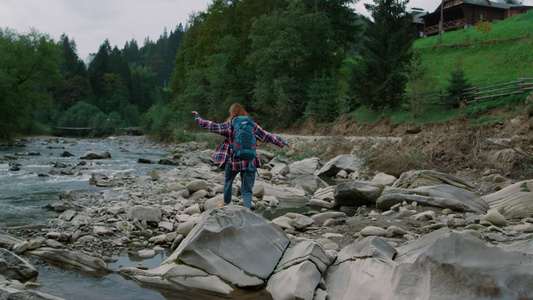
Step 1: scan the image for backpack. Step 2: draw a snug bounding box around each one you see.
[231,116,257,164]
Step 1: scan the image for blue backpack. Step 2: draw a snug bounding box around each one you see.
[231,116,257,167]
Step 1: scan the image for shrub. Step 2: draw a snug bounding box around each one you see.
[445,66,471,108]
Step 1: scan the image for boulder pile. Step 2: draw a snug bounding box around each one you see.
[2,138,533,299]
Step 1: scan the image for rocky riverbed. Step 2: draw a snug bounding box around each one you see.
[2,135,533,299]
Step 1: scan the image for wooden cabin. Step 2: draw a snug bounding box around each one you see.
[421,0,533,36]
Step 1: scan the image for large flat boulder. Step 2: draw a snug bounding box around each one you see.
[482,180,533,218]
[394,170,478,194]
[121,206,290,296]
[323,228,533,299]
[377,185,489,213]
[27,248,110,276]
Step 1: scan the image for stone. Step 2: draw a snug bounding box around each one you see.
[360,226,387,237]
[93,226,114,235]
[513,223,533,233]
[482,211,507,226]
[58,210,76,221]
[81,151,111,160]
[0,234,24,251]
[127,206,162,222]
[122,206,290,295]
[483,180,533,218]
[308,199,335,209]
[377,185,489,213]
[176,221,195,237]
[252,184,265,198]
[0,249,39,281]
[311,212,347,226]
[393,170,477,194]
[289,157,321,175]
[334,181,385,207]
[314,155,363,178]
[271,163,290,176]
[288,214,315,230]
[267,261,321,300]
[185,180,208,193]
[372,172,397,186]
[183,203,201,215]
[28,248,111,275]
[158,221,174,231]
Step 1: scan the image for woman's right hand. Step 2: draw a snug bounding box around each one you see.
[191,111,198,115]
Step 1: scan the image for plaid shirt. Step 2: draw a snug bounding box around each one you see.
[195,114,288,171]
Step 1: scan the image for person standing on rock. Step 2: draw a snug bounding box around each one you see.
[192,103,289,209]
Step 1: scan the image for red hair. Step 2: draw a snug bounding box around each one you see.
[227,103,250,121]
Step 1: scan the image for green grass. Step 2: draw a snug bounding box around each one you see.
[414,11,533,88]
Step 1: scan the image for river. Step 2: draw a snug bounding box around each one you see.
[0,137,183,299]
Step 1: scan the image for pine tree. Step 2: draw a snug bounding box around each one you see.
[352,0,414,111]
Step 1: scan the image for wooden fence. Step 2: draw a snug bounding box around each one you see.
[412,76,533,105]
[416,33,532,51]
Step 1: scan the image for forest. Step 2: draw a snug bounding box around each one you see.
[0,0,469,141]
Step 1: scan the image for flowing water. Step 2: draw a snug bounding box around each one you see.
[0,137,309,299]
[0,137,179,299]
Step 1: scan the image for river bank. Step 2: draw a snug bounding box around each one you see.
[2,133,533,299]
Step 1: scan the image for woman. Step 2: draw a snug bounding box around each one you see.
[191,103,289,209]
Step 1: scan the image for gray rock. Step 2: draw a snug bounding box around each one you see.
[0,288,65,300]
[372,172,397,185]
[267,261,321,300]
[256,182,307,202]
[483,180,533,218]
[394,170,477,194]
[334,181,385,207]
[482,211,507,226]
[271,163,290,176]
[167,206,290,287]
[0,234,24,251]
[288,214,315,230]
[274,240,331,274]
[81,151,111,160]
[314,155,363,178]
[28,248,110,275]
[311,212,347,226]
[360,226,387,237]
[376,185,489,213]
[185,180,208,193]
[176,221,195,237]
[292,175,328,194]
[58,210,76,221]
[127,206,162,222]
[289,158,321,175]
[0,249,38,281]
[122,206,290,295]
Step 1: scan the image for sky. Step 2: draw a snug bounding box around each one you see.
[1,0,531,62]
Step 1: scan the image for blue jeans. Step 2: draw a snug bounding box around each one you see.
[223,164,256,209]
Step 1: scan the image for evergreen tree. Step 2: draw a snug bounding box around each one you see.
[352,0,414,110]
[122,39,140,64]
[445,61,471,108]
[55,35,89,111]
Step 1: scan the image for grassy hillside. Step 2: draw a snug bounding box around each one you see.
[414,10,533,87]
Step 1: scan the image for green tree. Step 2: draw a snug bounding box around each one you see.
[404,55,436,118]
[0,28,61,138]
[55,35,89,111]
[352,0,414,111]
[445,61,471,108]
[55,101,101,136]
